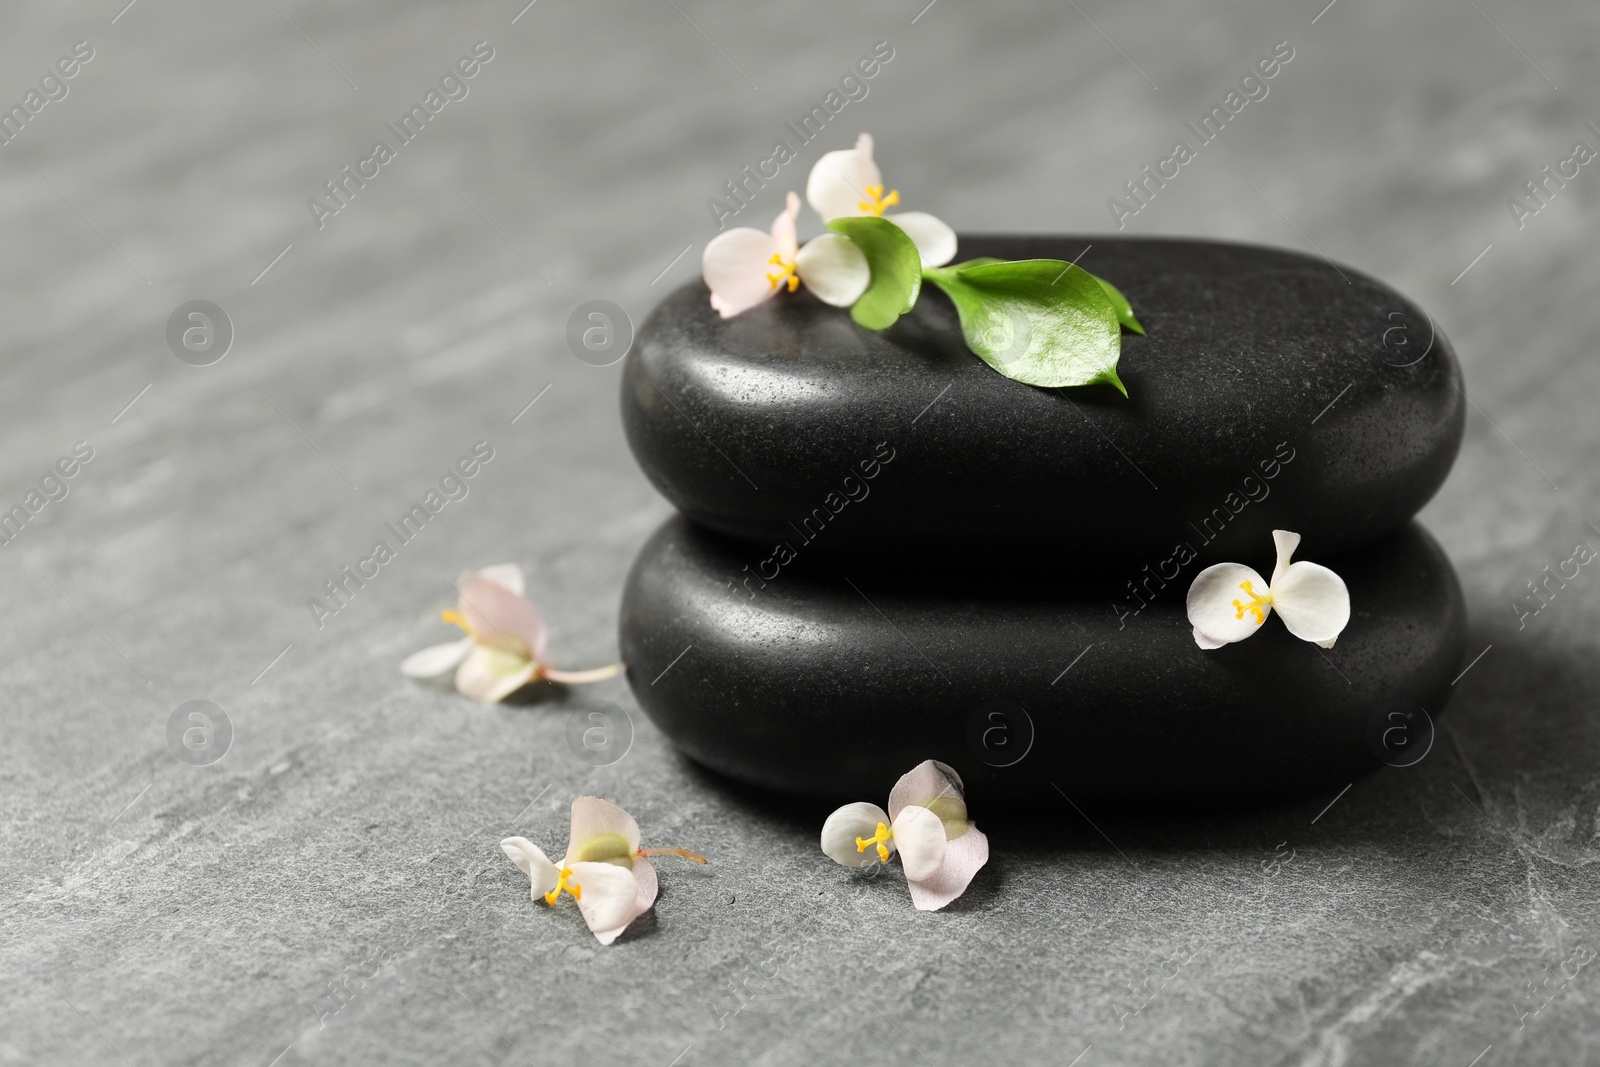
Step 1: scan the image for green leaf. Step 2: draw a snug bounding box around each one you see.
[957,260,1141,333]
[923,259,1126,394]
[1089,273,1145,335]
[826,216,922,330]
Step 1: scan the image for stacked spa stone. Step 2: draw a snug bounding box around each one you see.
[619,236,1466,808]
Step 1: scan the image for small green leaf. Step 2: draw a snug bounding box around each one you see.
[827,216,922,330]
[924,259,1125,394]
[1090,273,1145,335]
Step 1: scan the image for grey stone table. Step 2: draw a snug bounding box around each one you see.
[2,1,1597,1064]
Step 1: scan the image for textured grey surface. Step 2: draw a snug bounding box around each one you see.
[1,1,1598,1065]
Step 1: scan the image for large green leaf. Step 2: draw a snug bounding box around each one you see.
[923,259,1126,394]
[1090,273,1145,335]
[826,216,922,330]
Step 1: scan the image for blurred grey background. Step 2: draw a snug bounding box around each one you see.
[2,0,1598,1064]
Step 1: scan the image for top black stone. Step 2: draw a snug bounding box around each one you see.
[623,236,1464,565]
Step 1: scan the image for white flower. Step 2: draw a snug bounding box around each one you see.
[702,191,869,318]
[400,564,621,702]
[805,132,957,268]
[501,796,706,946]
[1186,530,1351,650]
[820,760,989,911]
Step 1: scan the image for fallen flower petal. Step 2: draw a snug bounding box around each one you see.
[821,759,989,910]
[403,564,622,703]
[502,797,705,945]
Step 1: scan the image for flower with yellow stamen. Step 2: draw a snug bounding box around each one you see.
[806,132,957,268]
[1187,530,1350,649]
[400,563,621,703]
[702,192,870,318]
[502,797,708,945]
[821,760,990,912]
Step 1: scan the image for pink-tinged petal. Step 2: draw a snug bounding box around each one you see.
[885,211,957,267]
[566,861,642,945]
[567,796,643,859]
[908,825,989,912]
[1186,562,1271,648]
[1272,560,1350,647]
[400,637,472,679]
[806,132,882,221]
[1269,529,1302,586]
[457,570,546,660]
[454,645,538,703]
[476,563,525,596]
[501,837,559,900]
[770,191,801,260]
[888,760,965,822]
[631,855,659,914]
[795,233,870,307]
[890,805,947,882]
[703,227,782,318]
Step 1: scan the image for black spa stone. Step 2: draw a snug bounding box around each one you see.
[619,516,1465,808]
[622,236,1464,565]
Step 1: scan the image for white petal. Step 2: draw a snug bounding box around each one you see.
[885,211,957,268]
[581,858,654,946]
[500,837,559,900]
[820,802,893,868]
[1192,627,1227,650]
[1269,529,1303,586]
[631,856,659,916]
[476,563,525,596]
[891,806,948,883]
[806,132,881,221]
[703,227,782,319]
[887,760,965,822]
[566,796,642,860]
[1271,560,1351,646]
[907,824,989,912]
[453,645,537,703]
[795,233,870,307]
[771,191,800,260]
[1186,563,1272,648]
[566,861,642,945]
[400,637,472,679]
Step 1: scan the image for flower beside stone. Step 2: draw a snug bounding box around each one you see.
[820,760,989,911]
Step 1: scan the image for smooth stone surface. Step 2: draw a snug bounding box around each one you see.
[621,516,1466,808]
[623,236,1465,564]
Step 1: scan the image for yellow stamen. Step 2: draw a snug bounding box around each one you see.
[441,609,472,634]
[855,821,892,863]
[637,847,709,864]
[1233,580,1272,625]
[765,252,800,292]
[544,866,580,906]
[857,184,901,216]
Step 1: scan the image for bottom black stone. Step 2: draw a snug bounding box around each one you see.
[619,517,1466,808]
